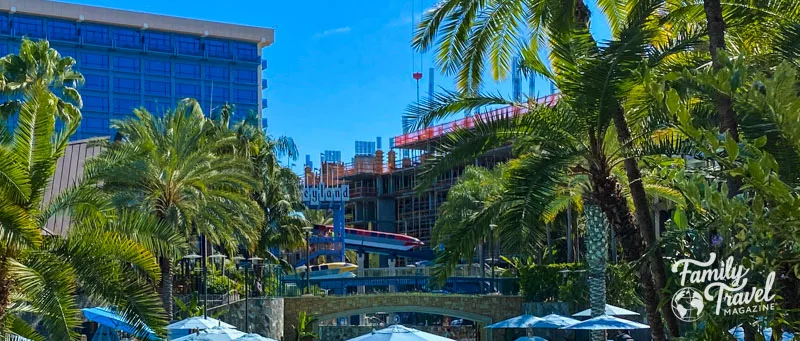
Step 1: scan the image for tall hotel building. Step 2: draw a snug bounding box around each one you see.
[0,0,273,139]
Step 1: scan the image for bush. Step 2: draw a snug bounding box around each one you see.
[518,262,641,311]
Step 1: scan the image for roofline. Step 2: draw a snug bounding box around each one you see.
[0,0,274,48]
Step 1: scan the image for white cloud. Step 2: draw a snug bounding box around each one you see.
[315,26,352,38]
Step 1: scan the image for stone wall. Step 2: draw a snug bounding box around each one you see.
[209,298,284,340]
[284,294,524,341]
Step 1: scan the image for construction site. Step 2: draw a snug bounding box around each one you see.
[300,93,560,267]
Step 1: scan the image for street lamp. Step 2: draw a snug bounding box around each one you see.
[489,224,497,294]
[182,253,202,300]
[302,226,314,295]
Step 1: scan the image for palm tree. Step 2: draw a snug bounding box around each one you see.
[0,39,83,121]
[407,2,704,335]
[0,82,173,339]
[583,202,608,341]
[85,99,263,320]
[410,0,720,335]
[301,209,333,226]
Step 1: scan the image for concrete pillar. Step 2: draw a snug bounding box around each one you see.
[357,253,365,276]
[388,257,397,292]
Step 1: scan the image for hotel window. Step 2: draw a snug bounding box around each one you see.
[83,74,109,91]
[47,20,77,41]
[205,85,229,102]
[205,39,230,59]
[146,32,171,52]
[204,65,229,81]
[82,24,110,46]
[0,15,9,34]
[84,117,107,130]
[145,80,170,97]
[81,53,109,69]
[145,60,171,75]
[114,77,140,94]
[83,95,108,112]
[233,42,258,62]
[176,83,200,99]
[113,98,139,114]
[175,35,201,55]
[14,17,44,38]
[0,45,8,57]
[233,89,257,104]
[233,69,257,84]
[175,63,200,78]
[114,28,141,49]
[144,99,170,114]
[114,57,140,73]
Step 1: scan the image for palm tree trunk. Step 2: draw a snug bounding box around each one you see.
[0,249,10,324]
[567,204,573,263]
[160,256,174,321]
[612,109,681,336]
[703,0,742,197]
[583,202,607,341]
[590,166,667,341]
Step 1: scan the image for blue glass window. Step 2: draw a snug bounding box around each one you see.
[144,99,170,113]
[14,16,44,38]
[175,63,200,78]
[83,95,109,112]
[114,77,140,93]
[113,98,140,113]
[82,24,110,46]
[204,65,229,81]
[145,80,170,96]
[145,60,170,75]
[58,48,76,59]
[83,74,109,91]
[146,32,171,52]
[233,42,258,62]
[205,86,229,102]
[233,88,257,104]
[47,20,77,41]
[114,28,141,49]
[233,69,257,84]
[114,57,140,72]
[205,39,229,59]
[0,45,8,57]
[0,15,10,34]
[176,83,200,99]
[84,117,108,129]
[81,53,109,69]
[175,35,201,55]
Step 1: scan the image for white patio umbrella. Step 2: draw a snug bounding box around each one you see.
[572,304,640,317]
[170,326,245,341]
[347,325,455,341]
[167,317,236,330]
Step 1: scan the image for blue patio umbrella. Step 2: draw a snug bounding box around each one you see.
[527,314,580,329]
[485,315,545,329]
[91,325,120,341]
[561,315,649,330]
[81,307,159,340]
[235,334,278,341]
[729,326,795,341]
[346,325,455,341]
[572,304,639,317]
[514,337,548,341]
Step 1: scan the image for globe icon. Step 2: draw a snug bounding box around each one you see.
[671,287,705,322]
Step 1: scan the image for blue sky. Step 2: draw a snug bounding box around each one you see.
[69,0,609,173]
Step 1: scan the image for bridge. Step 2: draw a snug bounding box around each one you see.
[210,294,525,341]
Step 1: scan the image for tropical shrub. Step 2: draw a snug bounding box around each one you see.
[518,263,640,311]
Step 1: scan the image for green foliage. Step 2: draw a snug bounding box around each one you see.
[294,311,317,341]
[518,263,641,311]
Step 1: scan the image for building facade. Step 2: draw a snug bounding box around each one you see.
[0,0,273,139]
